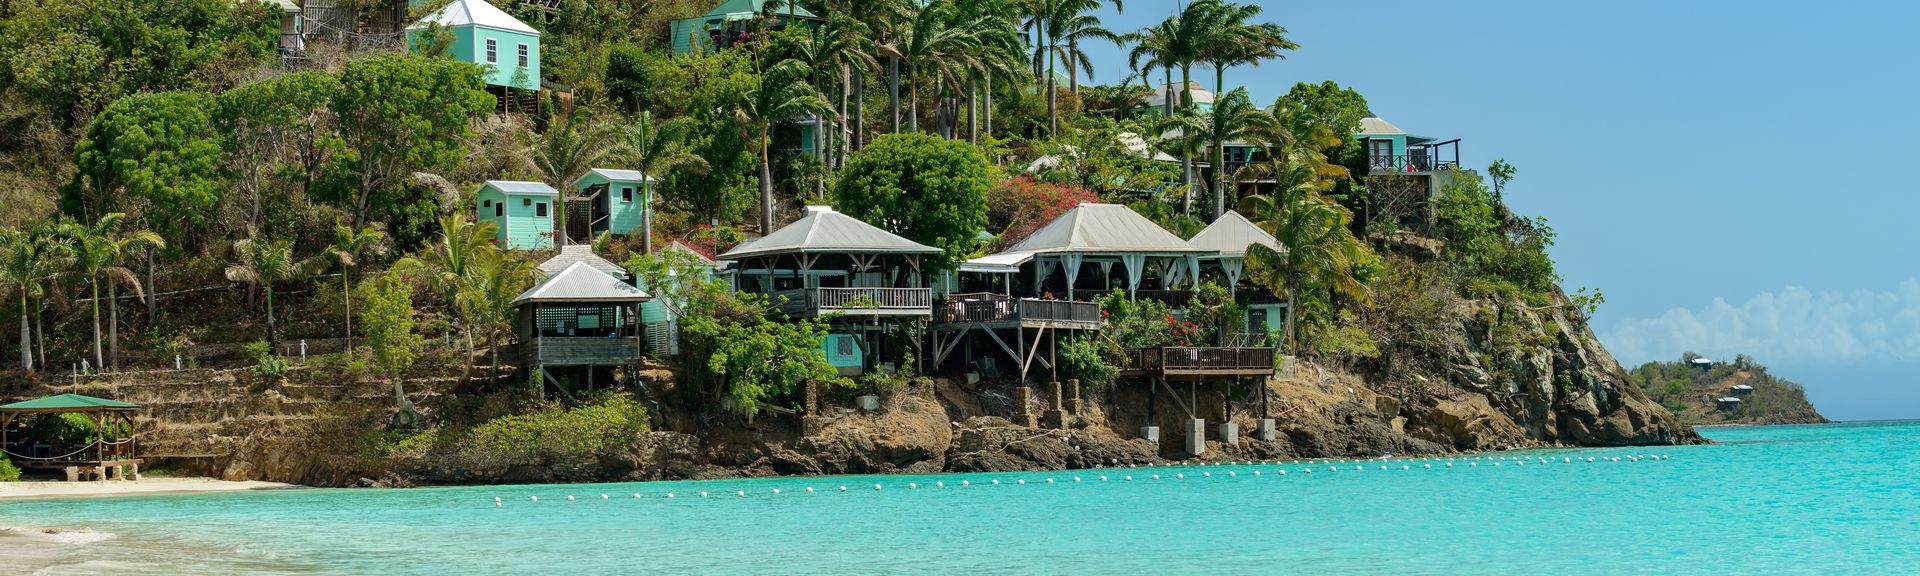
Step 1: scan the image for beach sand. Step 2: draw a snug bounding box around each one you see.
[0,477,297,500]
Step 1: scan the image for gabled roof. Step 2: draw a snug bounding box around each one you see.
[1145,81,1214,106]
[514,261,651,305]
[581,168,654,183]
[1358,116,1405,136]
[538,245,626,279]
[1005,203,1201,254]
[485,180,559,196]
[0,393,139,413]
[1188,210,1284,257]
[719,206,940,259]
[701,0,818,20]
[410,0,541,36]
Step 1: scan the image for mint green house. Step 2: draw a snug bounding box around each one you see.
[1355,115,1460,175]
[408,0,541,90]
[566,168,653,241]
[669,0,820,57]
[476,180,557,250]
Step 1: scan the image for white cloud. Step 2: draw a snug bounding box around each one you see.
[1601,280,1920,365]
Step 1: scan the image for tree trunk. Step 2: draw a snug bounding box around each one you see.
[1283,272,1300,354]
[1180,65,1195,216]
[90,279,103,371]
[144,248,156,323]
[1213,65,1228,220]
[265,282,278,349]
[1069,39,1079,96]
[907,63,919,133]
[887,57,901,134]
[968,76,978,144]
[108,281,119,371]
[814,113,826,199]
[640,172,654,255]
[984,74,994,145]
[34,303,44,370]
[852,70,865,150]
[758,135,775,234]
[391,375,418,428]
[342,271,353,351]
[1046,52,1058,135]
[18,293,31,372]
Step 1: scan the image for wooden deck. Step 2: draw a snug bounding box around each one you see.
[770,287,933,318]
[1119,347,1277,379]
[933,295,1103,331]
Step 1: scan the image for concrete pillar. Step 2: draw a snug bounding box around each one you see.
[1140,426,1160,444]
[1258,418,1276,441]
[1014,386,1038,427]
[1042,380,1070,428]
[1064,379,1082,415]
[1185,418,1206,456]
[803,381,819,417]
[1218,421,1239,447]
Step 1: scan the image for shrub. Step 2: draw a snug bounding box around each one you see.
[1057,335,1117,386]
[460,394,650,463]
[244,340,289,378]
[0,457,20,481]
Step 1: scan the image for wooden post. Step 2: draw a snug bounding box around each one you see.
[95,412,105,482]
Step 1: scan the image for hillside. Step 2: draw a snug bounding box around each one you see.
[1630,355,1828,425]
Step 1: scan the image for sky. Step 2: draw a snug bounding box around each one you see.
[1076,1,1919,420]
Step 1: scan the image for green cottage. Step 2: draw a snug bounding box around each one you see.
[408,0,542,90]
[565,168,653,243]
[669,0,821,57]
[476,180,557,250]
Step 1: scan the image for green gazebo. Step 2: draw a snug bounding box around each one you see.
[0,393,142,481]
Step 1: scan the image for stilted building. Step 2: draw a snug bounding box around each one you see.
[514,261,651,397]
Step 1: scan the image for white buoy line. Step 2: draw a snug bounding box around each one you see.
[490,453,1676,507]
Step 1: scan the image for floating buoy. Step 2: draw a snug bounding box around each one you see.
[601,494,609,500]
[736,490,745,497]
[1278,469,1286,476]
[909,483,918,489]
[1228,471,1236,477]
[1304,468,1312,474]
[1355,466,1363,471]
[873,484,882,491]
[1446,462,1453,468]
[566,495,576,502]
[1073,477,1081,482]
[1423,464,1431,469]
[1152,474,1161,480]
[1563,457,1571,463]
[1252,471,1260,476]
[1046,478,1055,484]
[806,487,815,493]
[699,492,707,498]
[935,482,944,488]
[1470,463,1477,467]
[1380,465,1388,470]
[633,494,641,499]
[772,488,781,495]
[839,486,848,492]
[666,493,674,498]
[1175,473,1185,479]
[1122,475,1131,481]
[1402,465,1409,470]
[1017,479,1026,485]
[494,496,502,505]
[992,479,1001,486]
[962,480,970,487]
[1493,463,1501,467]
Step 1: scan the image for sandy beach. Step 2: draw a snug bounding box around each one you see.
[0,477,298,501]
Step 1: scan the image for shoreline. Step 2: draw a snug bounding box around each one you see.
[0,477,302,501]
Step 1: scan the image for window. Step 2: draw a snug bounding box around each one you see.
[517,43,529,68]
[522,198,531,206]
[621,187,633,203]
[482,199,491,207]
[535,202,548,217]
[485,39,497,64]
[494,203,503,217]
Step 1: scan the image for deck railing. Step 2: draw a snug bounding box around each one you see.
[936,295,1101,325]
[773,287,934,316]
[1120,347,1277,375]
[1367,153,1460,174]
[533,336,641,365]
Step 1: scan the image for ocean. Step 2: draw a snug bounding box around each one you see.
[4,420,1916,575]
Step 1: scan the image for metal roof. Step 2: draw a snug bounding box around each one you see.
[538,245,627,279]
[409,0,540,35]
[701,0,818,19]
[0,393,139,413]
[960,251,1037,273]
[1146,82,1214,106]
[485,180,559,196]
[513,261,652,305]
[719,206,940,259]
[1005,203,1202,254]
[1188,210,1284,257]
[1357,116,1405,136]
[583,168,653,183]
[1718,397,1742,402]
[270,0,300,13]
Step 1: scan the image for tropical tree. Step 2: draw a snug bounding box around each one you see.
[896,0,995,134]
[456,252,536,384]
[330,55,494,231]
[734,58,831,234]
[321,224,386,352]
[225,237,309,349]
[1196,88,1276,220]
[393,214,501,378]
[833,133,993,266]
[792,14,878,189]
[1040,0,1123,132]
[1194,1,1295,220]
[58,213,163,371]
[0,225,71,372]
[531,109,620,245]
[1234,148,1374,352]
[611,111,709,254]
[361,270,423,427]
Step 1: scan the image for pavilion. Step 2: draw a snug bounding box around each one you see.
[958,203,1208,302]
[514,261,652,397]
[0,393,142,481]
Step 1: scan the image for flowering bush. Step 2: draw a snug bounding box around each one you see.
[988,176,1098,247]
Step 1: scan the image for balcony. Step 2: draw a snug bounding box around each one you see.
[771,287,933,318]
[934,294,1102,330]
[525,336,642,366]
[1367,139,1461,175]
[1119,347,1277,378]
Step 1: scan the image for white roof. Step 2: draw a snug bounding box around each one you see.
[486,180,558,196]
[1690,357,1713,364]
[1188,210,1284,257]
[1718,397,1742,402]
[514,261,651,305]
[1006,203,1202,254]
[1358,116,1406,137]
[410,0,540,35]
[538,245,626,279]
[1146,82,1214,106]
[719,206,941,259]
[583,168,653,183]
[960,251,1037,273]
[1731,384,1754,390]
[269,0,300,13]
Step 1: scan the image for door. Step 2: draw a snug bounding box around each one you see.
[1368,139,1393,171]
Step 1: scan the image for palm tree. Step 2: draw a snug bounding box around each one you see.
[321,224,386,352]
[1041,0,1122,132]
[0,225,70,372]
[612,111,709,254]
[225,237,309,349]
[791,14,875,194]
[1125,21,1176,117]
[58,213,163,372]
[1149,106,1207,215]
[1195,1,1295,221]
[531,109,620,245]
[1196,88,1276,220]
[456,252,536,385]
[734,58,831,234]
[394,214,502,379]
[1234,146,1372,353]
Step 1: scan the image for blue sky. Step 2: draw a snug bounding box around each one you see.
[1076,1,1919,420]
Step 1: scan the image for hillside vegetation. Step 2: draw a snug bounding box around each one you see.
[1631,354,1828,425]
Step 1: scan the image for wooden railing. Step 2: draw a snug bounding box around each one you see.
[772,287,933,317]
[936,295,1101,325]
[1120,347,1277,376]
[533,336,641,366]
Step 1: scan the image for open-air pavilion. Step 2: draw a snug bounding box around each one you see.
[0,393,142,481]
[514,260,652,397]
[958,202,1209,302]
[1186,209,1291,340]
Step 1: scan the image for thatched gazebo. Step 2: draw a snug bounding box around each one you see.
[0,393,142,481]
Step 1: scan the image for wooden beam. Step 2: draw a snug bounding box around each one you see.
[934,323,974,366]
[1021,325,1049,384]
[1156,376,1193,419]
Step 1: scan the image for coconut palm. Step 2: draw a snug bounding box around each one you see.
[734,58,832,234]
[456,251,536,385]
[1196,1,1295,220]
[225,237,311,349]
[612,111,709,254]
[790,14,875,194]
[321,224,386,352]
[1040,0,1122,133]
[0,225,71,371]
[1195,88,1277,220]
[1234,148,1373,353]
[531,109,620,245]
[58,213,164,371]
[393,213,503,381]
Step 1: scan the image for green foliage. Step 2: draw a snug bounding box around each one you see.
[1283,81,1370,140]
[666,49,758,226]
[1094,289,1204,348]
[1630,353,1824,423]
[1181,281,1244,343]
[0,457,19,482]
[1056,335,1117,386]
[244,340,288,378]
[833,133,992,266]
[1433,169,1560,298]
[25,413,133,446]
[65,92,224,242]
[326,55,494,244]
[461,394,650,463]
[361,270,421,379]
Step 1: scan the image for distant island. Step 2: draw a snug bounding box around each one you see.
[1630,354,1828,425]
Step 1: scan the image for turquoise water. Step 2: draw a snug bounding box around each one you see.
[5,421,1917,575]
